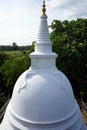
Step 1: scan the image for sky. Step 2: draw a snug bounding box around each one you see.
[0,0,87,46]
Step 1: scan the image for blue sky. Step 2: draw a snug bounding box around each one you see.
[0,0,87,46]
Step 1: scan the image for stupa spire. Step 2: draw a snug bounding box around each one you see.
[29,0,57,71]
[42,1,46,15]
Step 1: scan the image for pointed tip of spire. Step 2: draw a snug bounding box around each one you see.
[43,0,45,5]
[42,0,46,15]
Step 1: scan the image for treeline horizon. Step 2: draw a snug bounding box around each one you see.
[0,42,33,51]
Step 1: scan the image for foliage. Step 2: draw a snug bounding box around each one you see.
[50,18,87,98]
[0,43,32,51]
[0,52,8,67]
[0,54,30,95]
[0,44,34,108]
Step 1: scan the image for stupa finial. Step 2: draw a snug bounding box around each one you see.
[42,0,46,15]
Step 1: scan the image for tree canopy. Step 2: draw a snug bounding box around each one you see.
[0,44,34,108]
[50,18,87,98]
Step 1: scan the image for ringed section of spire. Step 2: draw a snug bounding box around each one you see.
[35,15,53,53]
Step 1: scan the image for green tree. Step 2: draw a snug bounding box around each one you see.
[50,18,87,98]
[12,42,18,50]
[0,52,9,108]
[0,44,34,107]
[0,52,8,67]
[0,54,30,96]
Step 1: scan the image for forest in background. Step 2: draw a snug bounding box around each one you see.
[0,18,87,108]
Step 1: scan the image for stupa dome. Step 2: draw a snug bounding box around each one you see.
[9,69,76,123]
[0,1,87,130]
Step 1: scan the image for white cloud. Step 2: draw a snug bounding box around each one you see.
[47,0,87,20]
[47,0,70,10]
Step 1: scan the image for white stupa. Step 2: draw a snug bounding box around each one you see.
[0,1,87,130]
